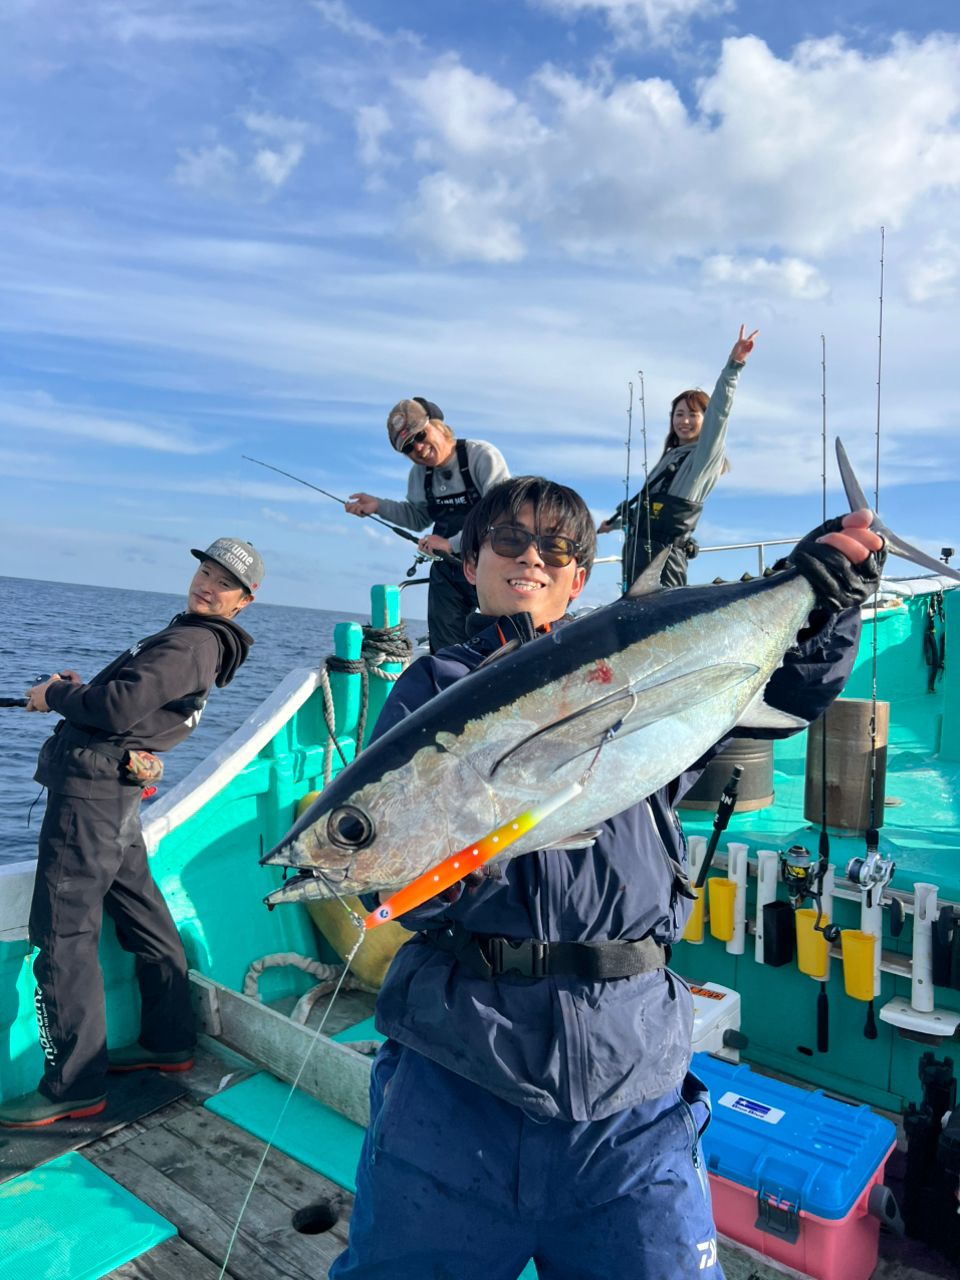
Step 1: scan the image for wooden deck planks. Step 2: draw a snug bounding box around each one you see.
[108,1234,228,1279]
[91,1102,350,1280]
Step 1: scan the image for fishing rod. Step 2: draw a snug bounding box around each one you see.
[639,370,653,581]
[1,674,58,709]
[813,333,833,1053]
[623,380,634,595]
[241,455,456,567]
[842,227,894,1042]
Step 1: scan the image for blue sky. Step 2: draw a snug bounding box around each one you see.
[2,0,959,614]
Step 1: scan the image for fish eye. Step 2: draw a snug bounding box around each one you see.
[327,805,375,850]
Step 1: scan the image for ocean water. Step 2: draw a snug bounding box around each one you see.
[0,576,424,867]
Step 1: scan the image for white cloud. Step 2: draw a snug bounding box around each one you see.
[702,254,829,301]
[402,59,545,157]
[174,112,307,196]
[355,105,392,169]
[905,232,960,304]
[406,172,527,263]
[535,0,734,45]
[174,143,239,193]
[312,0,388,45]
[393,34,960,267]
[0,393,222,454]
[251,142,305,188]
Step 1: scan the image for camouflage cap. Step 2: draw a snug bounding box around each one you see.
[386,397,443,452]
[386,399,428,452]
[191,538,264,593]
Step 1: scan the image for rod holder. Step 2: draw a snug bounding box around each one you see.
[683,835,707,945]
[911,883,938,1013]
[726,842,749,956]
[754,849,780,966]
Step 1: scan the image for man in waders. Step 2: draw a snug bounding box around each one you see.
[330,477,885,1280]
[345,397,509,651]
[0,538,262,1128]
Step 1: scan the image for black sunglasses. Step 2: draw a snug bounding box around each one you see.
[484,524,581,568]
[401,429,429,455]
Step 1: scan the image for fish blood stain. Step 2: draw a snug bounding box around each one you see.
[588,660,614,684]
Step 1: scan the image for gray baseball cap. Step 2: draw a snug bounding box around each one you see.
[191,538,264,593]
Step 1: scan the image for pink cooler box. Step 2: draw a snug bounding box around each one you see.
[692,1053,900,1280]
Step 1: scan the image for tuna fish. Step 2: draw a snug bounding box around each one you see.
[261,443,958,911]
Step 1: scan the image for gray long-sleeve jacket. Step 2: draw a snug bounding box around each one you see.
[374,439,510,553]
[607,358,742,530]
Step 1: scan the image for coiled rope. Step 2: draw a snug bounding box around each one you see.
[317,622,414,783]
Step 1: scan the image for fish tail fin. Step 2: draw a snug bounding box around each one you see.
[836,439,960,583]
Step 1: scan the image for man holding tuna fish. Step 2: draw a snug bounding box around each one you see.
[328,477,884,1280]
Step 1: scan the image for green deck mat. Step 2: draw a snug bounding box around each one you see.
[204,1071,366,1193]
[0,1151,175,1280]
[330,1015,384,1045]
[205,1068,539,1279]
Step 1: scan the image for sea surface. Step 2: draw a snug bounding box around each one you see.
[0,576,425,867]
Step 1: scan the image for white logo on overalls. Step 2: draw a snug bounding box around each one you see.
[35,986,59,1065]
[696,1239,717,1270]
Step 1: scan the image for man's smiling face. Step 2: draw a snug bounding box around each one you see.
[464,501,586,629]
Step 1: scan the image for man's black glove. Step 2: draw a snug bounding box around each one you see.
[784,516,887,612]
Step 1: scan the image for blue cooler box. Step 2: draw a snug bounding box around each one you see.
[691,1053,898,1280]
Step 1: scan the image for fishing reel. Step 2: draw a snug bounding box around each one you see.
[780,846,815,906]
[781,846,840,940]
[846,848,896,907]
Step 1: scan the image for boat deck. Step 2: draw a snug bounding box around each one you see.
[63,1041,949,1280]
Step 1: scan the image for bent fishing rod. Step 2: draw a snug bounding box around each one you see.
[241,455,458,568]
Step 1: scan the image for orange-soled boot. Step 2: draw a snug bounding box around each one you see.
[107,1042,195,1073]
[0,1089,106,1128]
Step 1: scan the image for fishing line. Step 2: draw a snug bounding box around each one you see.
[217,928,366,1279]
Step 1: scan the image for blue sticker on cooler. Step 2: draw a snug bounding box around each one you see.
[718,1091,785,1125]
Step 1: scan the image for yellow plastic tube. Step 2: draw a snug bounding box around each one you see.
[683,886,705,944]
[841,930,877,1002]
[707,878,737,943]
[795,907,830,980]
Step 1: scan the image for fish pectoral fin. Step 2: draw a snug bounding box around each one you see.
[490,688,639,779]
[622,663,760,733]
[491,663,758,783]
[540,828,602,851]
[737,688,810,732]
[625,549,672,598]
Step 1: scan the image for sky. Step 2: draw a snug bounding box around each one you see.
[2,0,959,615]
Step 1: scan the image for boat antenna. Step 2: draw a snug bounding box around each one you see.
[242,454,453,562]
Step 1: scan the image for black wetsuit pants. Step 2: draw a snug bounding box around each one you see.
[428,558,479,653]
[29,786,196,1101]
